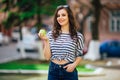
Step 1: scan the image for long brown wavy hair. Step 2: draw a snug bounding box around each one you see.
[52,5,78,41]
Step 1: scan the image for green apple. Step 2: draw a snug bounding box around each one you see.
[39,29,46,35]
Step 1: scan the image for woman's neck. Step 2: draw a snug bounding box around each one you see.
[61,25,69,33]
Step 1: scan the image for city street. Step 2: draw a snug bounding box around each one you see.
[0,43,120,80]
[0,0,120,80]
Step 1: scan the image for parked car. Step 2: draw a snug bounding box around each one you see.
[11,27,20,42]
[16,34,39,53]
[0,32,4,46]
[12,27,30,42]
[100,40,120,59]
[3,35,10,45]
[0,32,10,46]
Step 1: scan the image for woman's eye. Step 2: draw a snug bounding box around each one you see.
[57,14,66,17]
[57,15,60,17]
[62,14,66,16]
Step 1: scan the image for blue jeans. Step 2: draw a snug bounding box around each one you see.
[48,61,78,80]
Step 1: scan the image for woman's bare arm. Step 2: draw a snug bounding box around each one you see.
[38,33,51,60]
[43,40,51,60]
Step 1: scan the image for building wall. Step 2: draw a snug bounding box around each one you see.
[68,0,120,45]
[98,5,120,42]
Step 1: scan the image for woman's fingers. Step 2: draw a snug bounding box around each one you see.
[38,33,43,37]
[63,65,68,69]
[38,32,48,40]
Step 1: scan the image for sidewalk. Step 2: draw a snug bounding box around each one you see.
[84,58,120,69]
[0,68,105,76]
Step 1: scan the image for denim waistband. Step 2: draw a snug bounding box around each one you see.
[50,61,73,68]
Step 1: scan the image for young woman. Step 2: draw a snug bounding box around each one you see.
[38,5,84,80]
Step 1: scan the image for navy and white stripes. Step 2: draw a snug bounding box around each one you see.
[47,31,84,62]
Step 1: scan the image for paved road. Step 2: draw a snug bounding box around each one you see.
[0,42,42,63]
[0,43,22,63]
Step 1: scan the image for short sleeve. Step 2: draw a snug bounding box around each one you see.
[46,31,53,42]
[75,32,84,57]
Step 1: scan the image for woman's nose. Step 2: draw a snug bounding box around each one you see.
[59,16,63,19]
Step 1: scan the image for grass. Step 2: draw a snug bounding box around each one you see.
[77,65,94,72]
[0,59,95,72]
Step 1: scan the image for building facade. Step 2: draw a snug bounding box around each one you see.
[68,0,120,46]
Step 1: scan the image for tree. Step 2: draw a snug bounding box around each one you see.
[74,0,103,61]
[91,0,102,40]
[84,0,103,61]
[1,0,66,40]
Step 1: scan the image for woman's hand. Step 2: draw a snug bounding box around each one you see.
[63,63,76,72]
[38,32,48,41]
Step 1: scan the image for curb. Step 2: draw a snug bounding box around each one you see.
[0,70,47,74]
[0,68,105,76]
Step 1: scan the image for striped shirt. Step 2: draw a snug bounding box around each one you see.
[47,31,84,62]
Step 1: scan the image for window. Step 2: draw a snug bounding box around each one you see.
[109,10,120,32]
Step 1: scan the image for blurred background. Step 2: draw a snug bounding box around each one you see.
[0,0,120,80]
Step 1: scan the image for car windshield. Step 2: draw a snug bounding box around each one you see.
[13,29,19,32]
[23,35,35,44]
[108,41,120,47]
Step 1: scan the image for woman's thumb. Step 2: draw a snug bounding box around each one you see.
[63,65,68,69]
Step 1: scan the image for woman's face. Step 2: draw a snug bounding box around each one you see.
[57,9,69,26]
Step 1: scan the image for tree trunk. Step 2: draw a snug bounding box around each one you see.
[91,0,102,40]
[84,0,102,61]
[36,0,42,31]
